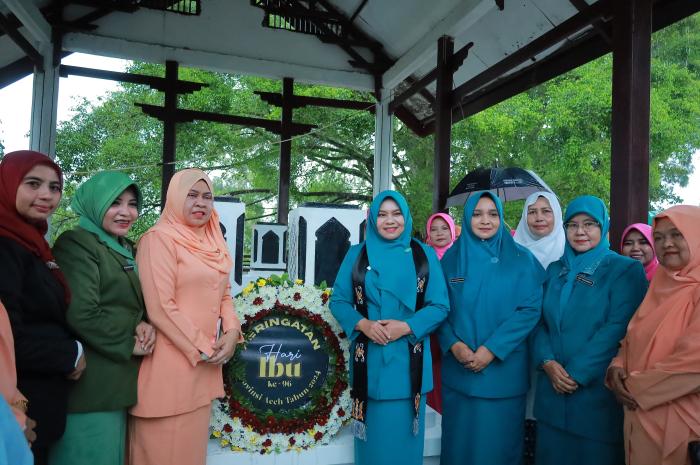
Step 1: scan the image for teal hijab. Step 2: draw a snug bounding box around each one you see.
[366,190,417,310]
[559,195,613,309]
[441,191,538,347]
[71,171,141,263]
[442,191,509,277]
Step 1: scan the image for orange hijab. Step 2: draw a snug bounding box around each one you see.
[144,169,232,274]
[622,205,700,458]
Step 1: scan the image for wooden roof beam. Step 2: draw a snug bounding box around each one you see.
[0,11,43,70]
[569,0,612,44]
[314,0,385,52]
[450,0,611,103]
[62,32,375,90]
[388,41,473,114]
[59,64,207,93]
[66,0,141,13]
[254,91,374,112]
[136,103,317,136]
[382,0,494,90]
[0,0,52,44]
[0,55,33,88]
[282,0,390,74]
[56,6,116,33]
[416,0,700,134]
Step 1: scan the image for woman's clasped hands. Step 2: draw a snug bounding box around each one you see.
[133,321,156,356]
[207,328,241,365]
[356,318,411,345]
[605,366,638,410]
[450,341,494,373]
[543,360,579,395]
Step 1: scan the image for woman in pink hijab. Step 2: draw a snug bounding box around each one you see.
[620,223,659,281]
[424,212,457,413]
[426,213,457,259]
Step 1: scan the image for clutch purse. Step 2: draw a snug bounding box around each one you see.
[689,441,700,465]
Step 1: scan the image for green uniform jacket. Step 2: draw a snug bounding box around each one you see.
[53,227,145,413]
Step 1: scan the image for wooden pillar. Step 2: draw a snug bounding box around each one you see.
[610,0,652,249]
[433,35,454,213]
[372,96,393,196]
[277,77,293,224]
[160,60,178,209]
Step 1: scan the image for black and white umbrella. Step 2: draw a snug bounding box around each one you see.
[445,167,552,208]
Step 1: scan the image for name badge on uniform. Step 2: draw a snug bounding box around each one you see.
[449,277,465,283]
[575,274,594,286]
[123,264,135,272]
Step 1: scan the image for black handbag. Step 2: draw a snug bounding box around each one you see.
[689,441,700,465]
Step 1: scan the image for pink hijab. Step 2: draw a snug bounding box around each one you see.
[621,223,659,281]
[425,213,456,260]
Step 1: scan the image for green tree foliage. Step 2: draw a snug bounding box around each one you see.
[403,13,700,228]
[53,13,700,240]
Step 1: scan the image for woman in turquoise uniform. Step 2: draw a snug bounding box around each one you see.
[330,190,449,465]
[532,195,648,465]
[439,191,544,465]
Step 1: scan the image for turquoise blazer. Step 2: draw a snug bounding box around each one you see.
[438,246,544,399]
[330,242,450,400]
[532,253,647,443]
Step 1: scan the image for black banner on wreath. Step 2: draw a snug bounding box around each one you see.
[237,311,330,411]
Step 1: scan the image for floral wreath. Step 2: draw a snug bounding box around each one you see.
[210,274,351,454]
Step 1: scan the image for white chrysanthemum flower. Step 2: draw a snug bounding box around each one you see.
[213,282,351,453]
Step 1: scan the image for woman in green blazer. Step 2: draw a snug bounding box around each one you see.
[49,172,155,465]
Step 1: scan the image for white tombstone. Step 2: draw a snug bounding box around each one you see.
[214,196,245,296]
[250,223,287,272]
[287,203,366,287]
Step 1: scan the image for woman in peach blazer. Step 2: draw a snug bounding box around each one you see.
[1,300,28,430]
[129,169,242,465]
[1,301,33,465]
[607,205,700,465]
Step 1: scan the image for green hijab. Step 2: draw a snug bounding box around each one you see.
[72,171,141,263]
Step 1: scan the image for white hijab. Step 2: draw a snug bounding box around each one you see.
[513,191,565,270]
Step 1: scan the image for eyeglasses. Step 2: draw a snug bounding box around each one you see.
[564,221,600,232]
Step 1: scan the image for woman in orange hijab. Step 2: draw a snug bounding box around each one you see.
[607,205,700,465]
[129,169,242,465]
[0,300,35,444]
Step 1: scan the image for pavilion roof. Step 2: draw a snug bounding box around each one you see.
[0,0,697,135]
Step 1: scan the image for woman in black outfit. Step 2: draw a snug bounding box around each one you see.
[0,150,85,465]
